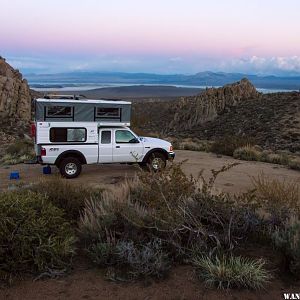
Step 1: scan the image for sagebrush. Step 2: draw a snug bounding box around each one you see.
[0,191,76,282]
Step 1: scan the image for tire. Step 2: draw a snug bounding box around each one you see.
[59,157,82,179]
[146,152,166,172]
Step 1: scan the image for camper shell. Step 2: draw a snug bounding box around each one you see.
[34,97,131,125]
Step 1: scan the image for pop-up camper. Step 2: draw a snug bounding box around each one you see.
[35,97,131,125]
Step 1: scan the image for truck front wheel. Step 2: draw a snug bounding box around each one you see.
[147,152,166,172]
[59,157,82,179]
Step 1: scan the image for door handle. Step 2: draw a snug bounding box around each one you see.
[116,146,120,148]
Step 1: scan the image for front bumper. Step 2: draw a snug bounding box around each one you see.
[168,152,175,160]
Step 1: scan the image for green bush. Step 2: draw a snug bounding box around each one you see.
[193,255,271,289]
[29,177,103,221]
[211,135,256,156]
[0,191,76,282]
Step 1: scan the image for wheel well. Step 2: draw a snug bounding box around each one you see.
[55,151,87,166]
[142,148,168,163]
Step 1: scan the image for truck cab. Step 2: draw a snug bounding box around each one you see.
[33,97,175,178]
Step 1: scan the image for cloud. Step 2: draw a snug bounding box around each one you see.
[169,57,183,62]
[220,56,300,76]
[4,53,300,76]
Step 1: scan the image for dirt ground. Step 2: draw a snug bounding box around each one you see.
[1,150,300,299]
[1,264,300,300]
[1,150,300,194]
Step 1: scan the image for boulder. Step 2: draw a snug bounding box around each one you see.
[169,78,260,130]
[0,57,31,121]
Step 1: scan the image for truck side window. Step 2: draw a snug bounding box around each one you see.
[101,131,111,144]
[115,130,138,143]
[50,128,86,142]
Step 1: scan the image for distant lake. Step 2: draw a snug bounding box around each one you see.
[30,82,298,94]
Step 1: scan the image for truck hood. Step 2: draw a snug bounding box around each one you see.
[139,136,171,150]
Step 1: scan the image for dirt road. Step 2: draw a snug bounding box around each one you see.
[1,150,299,193]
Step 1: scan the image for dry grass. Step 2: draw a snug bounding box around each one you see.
[193,255,271,289]
[252,174,300,215]
[289,158,300,171]
[0,139,35,165]
[28,176,103,221]
[211,135,256,156]
[233,146,300,171]
[233,145,262,161]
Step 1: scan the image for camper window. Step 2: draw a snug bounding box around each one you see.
[96,107,120,119]
[46,106,73,118]
[50,128,86,143]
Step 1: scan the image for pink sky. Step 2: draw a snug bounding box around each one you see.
[1,0,300,74]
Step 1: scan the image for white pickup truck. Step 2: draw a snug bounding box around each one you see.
[33,97,175,178]
[35,124,175,178]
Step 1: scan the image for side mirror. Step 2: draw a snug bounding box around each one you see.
[129,138,139,143]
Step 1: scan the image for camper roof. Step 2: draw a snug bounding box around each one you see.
[36,98,131,105]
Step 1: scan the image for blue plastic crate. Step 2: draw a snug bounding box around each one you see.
[10,171,20,180]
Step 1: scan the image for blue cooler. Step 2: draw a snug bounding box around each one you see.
[43,165,52,175]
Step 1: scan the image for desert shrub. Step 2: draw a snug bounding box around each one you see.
[80,163,261,264]
[89,242,117,267]
[28,177,103,221]
[272,215,300,277]
[211,135,256,156]
[115,239,171,279]
[174,139,212,152]
[5,139,34,156]
[0,191,76,282]
[263,153,290,165]
[193,254,271,289]
[1,139,35,165]
[233,145,262,161]
[252,176,300,277]
[289,159,300,171]
[89,238,170,280]
[252,174,300,226]
[130,162,195,211]
[0,153,34,165]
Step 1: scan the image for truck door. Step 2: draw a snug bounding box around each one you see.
[98,129,113,163]
[113,129,144,162]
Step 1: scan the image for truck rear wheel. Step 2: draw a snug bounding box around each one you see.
[59,157,82,179]
[147,152,166,171]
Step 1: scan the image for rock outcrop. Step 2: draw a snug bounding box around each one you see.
[170,78,260,130]
[0,57,31,121]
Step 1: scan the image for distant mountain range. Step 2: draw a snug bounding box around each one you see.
[26,71,300,90]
